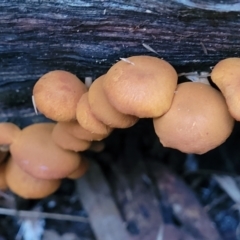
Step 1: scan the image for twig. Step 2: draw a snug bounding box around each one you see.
[200,42,208,55]
[0,190,15,202]
[32,95,38,115]
[213,175,240,203]
[0,207,88,223]
[204,194,228,212]
[119,58,135,65]
[142,43,160,56]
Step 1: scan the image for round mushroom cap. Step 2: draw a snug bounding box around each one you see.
[76,93,112,135]
[10,123,81,179]
[88,75,138,128]
[0,123,21,150]
[33,70,87,121]
[6,157,61,199]
[52,123,91,152]
[53,121,107,141]
[153,82,234,154]
[211,57,240,120]
[68,157,89,179]
[102,56,178,118]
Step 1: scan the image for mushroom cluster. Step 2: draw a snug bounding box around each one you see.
[1,56,237,199]
[0,122,90,199]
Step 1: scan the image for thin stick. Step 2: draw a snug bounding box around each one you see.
[0,191,15,201]
[142,43,160,56]
[119,58,135,65]
[200,42,208,55]
[0,207,88,223]
[32,95,38,115]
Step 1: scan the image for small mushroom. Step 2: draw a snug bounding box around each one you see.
[33,70,87,121]
[102,56,178,118]
[88,75,138,128]
[52,121,107,141]
[6,157,61,199]
[10,123,81,179]
[153,82,234,154]
[76,93,112,135]
[68,157,89,179]
[211,57,240,120]
[0,122,21,151]
[52,123,91,152]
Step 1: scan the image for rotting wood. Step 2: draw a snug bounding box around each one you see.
[0,207,88,222]
[1,0,240,121]
[76,160,130,240]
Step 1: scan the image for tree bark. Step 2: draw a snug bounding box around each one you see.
[1,0,240,122]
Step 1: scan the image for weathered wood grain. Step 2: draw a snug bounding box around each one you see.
[1,0,240,121]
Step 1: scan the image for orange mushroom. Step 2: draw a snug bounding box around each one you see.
[76,93,112,135]
[52,123,91,152]
[102,56,178,118]
[68,157,89,179]
[211,57,240,121]
[53,121,108,141]
[88,75,138,128]
[6,157,61,199]
[10,123,81,179]
[33,70,87,121]
[153,82,234,154]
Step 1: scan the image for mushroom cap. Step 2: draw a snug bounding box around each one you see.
[88,75,138,128]
[68,157,89,179]
[211,57,240,120]
[76,93,112,135]
[33,70,87,121]
[53,121,107,141]
[10,123,81,179]
[6,157,61,199]
[153,82,234,154]
[52,123,91,152]
[0,123,21,148]
[102,56,178,118]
